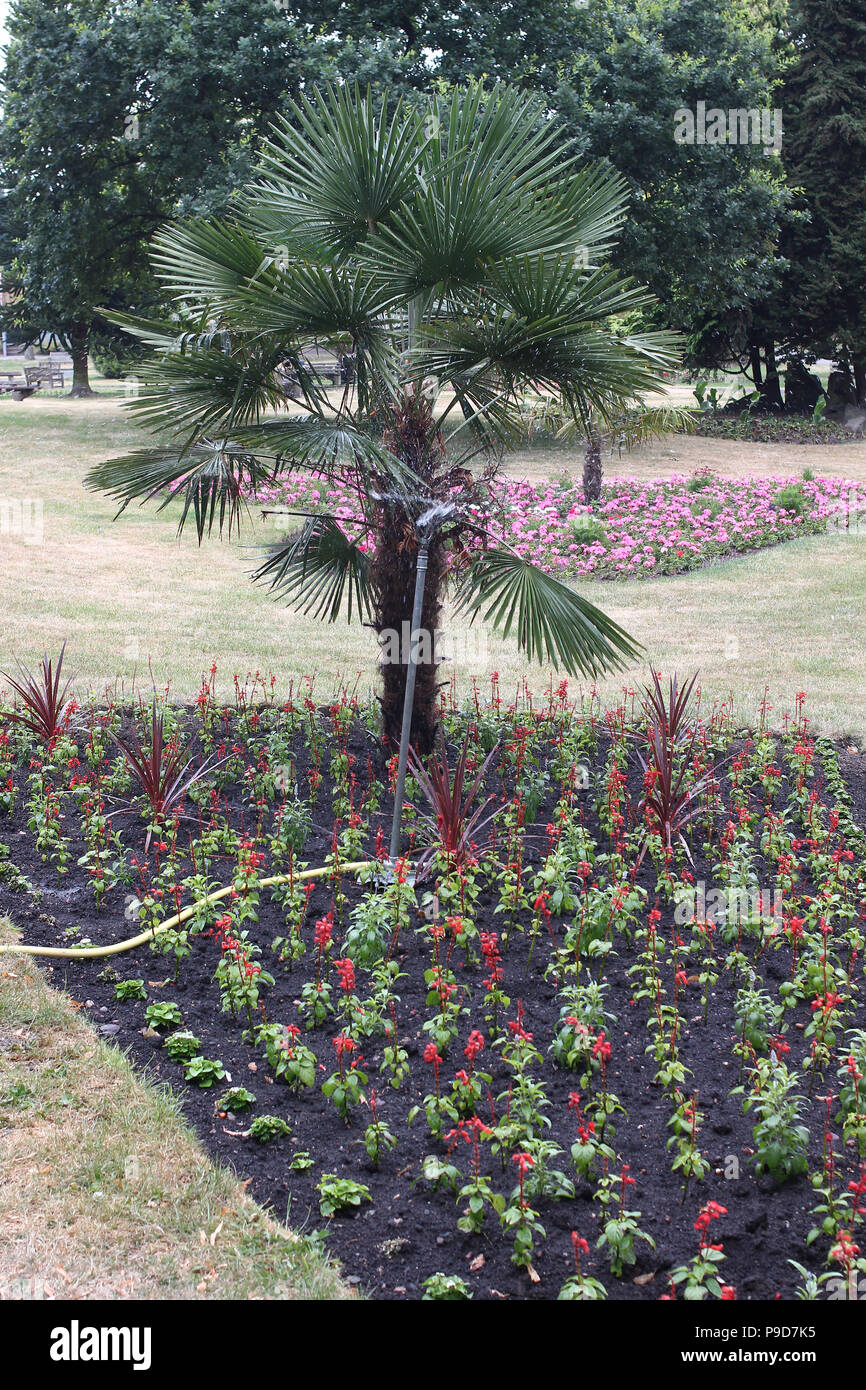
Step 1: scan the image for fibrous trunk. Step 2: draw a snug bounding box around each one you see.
[583,429,603,503]
[371,391,447,756]
[373,524,445,755]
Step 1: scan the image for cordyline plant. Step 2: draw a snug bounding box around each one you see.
[407,726,498,877]
[111,702,220,841]
[2,642,74,745]
[632,671,713,867]
[86,83,683,752]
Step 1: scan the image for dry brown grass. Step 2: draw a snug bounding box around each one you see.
[0,918,351,1301]
[2,392,866,736]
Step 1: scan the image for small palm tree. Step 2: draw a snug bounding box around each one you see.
[88,83,682,752]
[569,404,698,504]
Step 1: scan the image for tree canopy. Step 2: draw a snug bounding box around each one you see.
[0,0,320,390]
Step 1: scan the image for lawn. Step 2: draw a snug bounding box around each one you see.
[0,916,350,1300]
[2,392,866,736]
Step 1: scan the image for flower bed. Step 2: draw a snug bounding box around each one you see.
[693,415,850,445]
[2,674,866,1301]
[252,471,866,581]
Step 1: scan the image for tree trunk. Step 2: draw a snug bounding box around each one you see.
[374,520,445,757]
[748,343,764,391]
[759,341,784,411]
[371,390,448,756]
[68,323,94,397]
[583,429,603,503]
[853,357,866,407]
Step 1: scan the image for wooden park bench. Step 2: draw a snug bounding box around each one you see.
[276,346,350,400]
[25,364,66,390]
[0,370,38,400]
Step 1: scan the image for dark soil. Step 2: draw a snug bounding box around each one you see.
[2,709,866,1303]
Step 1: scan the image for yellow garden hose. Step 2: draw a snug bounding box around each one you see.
[0,861,373,960]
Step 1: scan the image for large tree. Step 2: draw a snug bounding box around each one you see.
[779,0,866,402]
[87,85,681,750]
[554,0,792,398]
[0,0,320,394]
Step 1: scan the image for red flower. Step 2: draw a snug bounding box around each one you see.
[314,912,334,951]
[592,1031,611,1063]
[333,1034,357,1061]
[335,957,356,993]
[694,1200,727,1247]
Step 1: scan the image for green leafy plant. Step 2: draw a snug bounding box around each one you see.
[144,1000,182,1030]
[249,1114,291,1142]
[732,1056,809,1183]
[594,1166,656,1277]
[558,1231,607,1300]
[182,1056,226,1088]
[164,1029,202,1062]
[774,483,808,516]
[668,1201,732,1300]
[217,1086,256,1113]
[322,1035,368,1122]
[257,1022,317,1092]
[362,1092,397,1166]
[421,1273,473,1300]
[317,1173,372,1218]
[114,978,147,1002]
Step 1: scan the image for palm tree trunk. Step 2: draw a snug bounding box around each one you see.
[373,390,447,755]
[583,428,603,503]
[374,522,445,755]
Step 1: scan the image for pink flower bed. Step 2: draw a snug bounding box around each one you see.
[250,471,866,581]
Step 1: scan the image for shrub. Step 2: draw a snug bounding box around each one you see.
[774,483,808,516]
[569,515,607,545]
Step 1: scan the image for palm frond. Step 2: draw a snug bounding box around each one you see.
[453,547,642,678]
[85,443,273,541]
[251,513,374,623]
[618,403,698,445]
[231,416,420,498]
[150,219,269,314]
[119,334,292,441]
[244,84,426,258]
[357,86,596,296]
[556,401,697,445]
[553,163,632,261]
[98,310,189,353]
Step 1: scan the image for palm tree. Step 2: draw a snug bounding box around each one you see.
[87,83,682,753]
[570,404,698,504]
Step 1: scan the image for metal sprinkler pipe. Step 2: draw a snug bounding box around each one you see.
[388,537,430,865]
